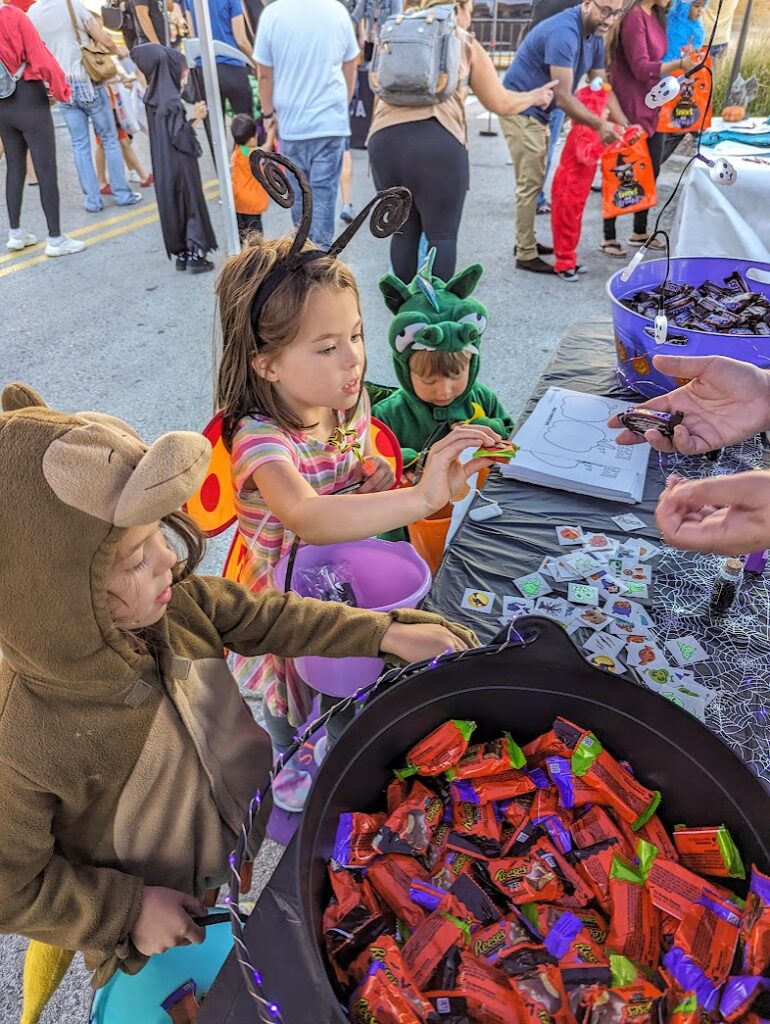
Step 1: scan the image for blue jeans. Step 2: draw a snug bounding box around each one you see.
[280,136,346,248]
[60,84,135,211]
[537,106,565,210]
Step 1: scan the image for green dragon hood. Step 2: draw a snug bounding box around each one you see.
[380,249,488,416]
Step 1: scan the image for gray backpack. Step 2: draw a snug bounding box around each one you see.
[369,4,461,107]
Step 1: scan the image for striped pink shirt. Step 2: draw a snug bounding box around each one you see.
[230,394,369,721]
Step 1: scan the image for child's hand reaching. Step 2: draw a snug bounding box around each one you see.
[357,455,396,494]
[380,620,470,664]
[416,426,500,512]
[131,886,206,956]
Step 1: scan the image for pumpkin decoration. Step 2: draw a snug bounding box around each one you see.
[722,105,746,122]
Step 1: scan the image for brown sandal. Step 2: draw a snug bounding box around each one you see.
[599,240,628,259]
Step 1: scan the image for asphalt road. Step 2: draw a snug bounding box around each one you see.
[0,99,684,1023]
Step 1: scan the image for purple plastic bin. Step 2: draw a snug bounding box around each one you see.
[274,539,432,697]
[607,257,770,398]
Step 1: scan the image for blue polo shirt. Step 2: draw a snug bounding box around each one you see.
[184,0,246,65]
[503,5,604,122]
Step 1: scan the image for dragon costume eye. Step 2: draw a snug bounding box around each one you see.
[458,312,487,336]
[394,322,431,353]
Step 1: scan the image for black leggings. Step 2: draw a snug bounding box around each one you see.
[216,62,253,117]
[0,79,60,236]
[603,131,664,242]
[368,117,469,281]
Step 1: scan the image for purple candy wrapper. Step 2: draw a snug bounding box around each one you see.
[663,947,721,1014]
[544,911,583,959]
[719,976,770,1020]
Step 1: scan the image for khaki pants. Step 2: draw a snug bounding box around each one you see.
[500,113,549,262]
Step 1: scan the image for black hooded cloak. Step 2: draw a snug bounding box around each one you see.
[132,44,218,258]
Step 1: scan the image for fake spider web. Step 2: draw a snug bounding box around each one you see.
[647,434,770,791]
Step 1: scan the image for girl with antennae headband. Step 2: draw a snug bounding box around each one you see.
[216,152,499,812]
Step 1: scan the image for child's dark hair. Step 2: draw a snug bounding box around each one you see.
[231,113,258,147]
[216,237,364,449]
[410,349,471,380]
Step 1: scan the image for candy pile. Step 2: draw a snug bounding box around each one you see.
[324,717,769,1024]
[620,271,770,336]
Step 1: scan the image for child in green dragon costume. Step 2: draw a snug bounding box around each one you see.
[373,250,515,476]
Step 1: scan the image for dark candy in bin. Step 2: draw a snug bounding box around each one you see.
[297,617,770,1022]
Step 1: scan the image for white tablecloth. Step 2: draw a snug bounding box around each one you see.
[672,118,770,262]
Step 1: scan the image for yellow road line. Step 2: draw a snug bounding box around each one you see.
[0,184,220,278]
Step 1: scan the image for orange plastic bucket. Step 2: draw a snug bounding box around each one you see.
[408,503,452,575]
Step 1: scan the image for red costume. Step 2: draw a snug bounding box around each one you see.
[550,84,611,273]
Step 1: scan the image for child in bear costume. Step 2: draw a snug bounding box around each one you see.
[0,383,475,1019]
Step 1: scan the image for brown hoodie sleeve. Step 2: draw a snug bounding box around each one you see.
[0,761,144,958]
[188,576,395,659]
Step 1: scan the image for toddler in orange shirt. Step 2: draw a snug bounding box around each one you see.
[230,114,270,240]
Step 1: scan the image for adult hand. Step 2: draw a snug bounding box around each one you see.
[131,886,206,957]
[380,621,469,662]
[656,470,770,554]
[530,79,559,109]
[609,355,770,454]
[415,425,499,513]
[193,101,208,121]
[598,119,619,145]
[681,53,699,73]
[356,455,396,494]
[116,44,129,59]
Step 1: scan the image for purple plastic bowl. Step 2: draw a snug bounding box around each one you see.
[274,539,432,697]
[607,256,770,398]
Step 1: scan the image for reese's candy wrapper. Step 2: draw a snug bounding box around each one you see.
[323,869,390,982]
[635,813,679,862]
[367,854,429,929]
[431,851,473,890]
[375,781,445,857]
[584,980,665,1024]
[450,872,502,926]
[349,957,431,1024]
[523,725,574,768]
[672,825,746,880]
[571,805,633,859]
[719,975,770,1022]
[606,856,661,967]
[388,777,411,815]
[741,865,770,974]
[333,812,387,868]
[499,797,532,836]
[446,733,526,780]
[402,911,471,990]
[532,814,573,855]
[569,730,661,830]
[487,836,565,905]
[530,783,563,821]
[449,768,535,805]
[573,838,618,911]
[397,720,476,779]
[469,915,534,963]
[520,903,608,946]
[543,911,610,990]
[447,801,502,859]
[637,839,738,920]
[509,962,572,1024]
[425,819,453,872]
[456,952,521,1024]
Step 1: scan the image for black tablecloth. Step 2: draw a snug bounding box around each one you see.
[200,317,770,1022]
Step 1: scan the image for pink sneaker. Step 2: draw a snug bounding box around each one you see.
[272,765,312,813]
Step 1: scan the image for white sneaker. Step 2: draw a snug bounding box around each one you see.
[7,232,37,251]
[128,169,141,182]
[45,236,86,258]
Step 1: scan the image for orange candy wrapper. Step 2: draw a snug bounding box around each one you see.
[509,962,573,1024]
[375,781,446,858]
[606,856,661,967]
[402,911,470,990]
[397,720,476,779]
[673,825,745,879]
[349,937,436,1024]
[569,729,661,829]
[741,864,770,975]
[571,805,634,860]
[457,952,521,1024]
[446,733,527,781]
[584,980,665,1023]
[367,854,429,930]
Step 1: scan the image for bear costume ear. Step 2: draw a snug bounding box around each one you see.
[2,383,48,413]
[445,264,483,300]
[379,274,412,315]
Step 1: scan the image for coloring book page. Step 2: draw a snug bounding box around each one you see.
[501,388,651,503]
